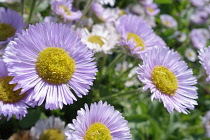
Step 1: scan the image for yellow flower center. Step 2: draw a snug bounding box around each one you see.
[187,52,193,57]
[59,5,71,15]
[147,7,154,12]
[36,47,75,85]
[0,23,16,41]
[39,128,65,140]
[88,35,105,47]
[151,66,178,95]
[127,33,145,51]
[0,76,26,103]
[84,123,112,140]
[163,20,171,26]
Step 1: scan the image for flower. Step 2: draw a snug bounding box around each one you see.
[115,14,161,56]
[173,31,187,42]
[137,46,198,114]
[144,3,160,16]
[51,0,82,22]
[198,46,210,81]
[0,7,26,45]
[96,0,115,6]
[160,14,177,28]
[190,28,208,49]
[65,101,132,140]
[3,22,97,110]
[203,111,210,138]
[190,9,208,25]
[184,48,197,62]
[0,59,35,120]
[190,0,206,7]
[30,116,67,140]
[80,23,118,54]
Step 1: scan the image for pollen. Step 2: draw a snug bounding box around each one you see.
[88,35,106,47]
[152,66,178,96]
[0,76,26,103]
[84,123,112,140]
[127,33,145,51]
[36,47,75,85]
[0,23,16,41]
[59,5,71,15]
[39,128,65,140]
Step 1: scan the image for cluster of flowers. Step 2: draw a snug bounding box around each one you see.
[0,0,210,139]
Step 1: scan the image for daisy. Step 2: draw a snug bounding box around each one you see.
[0,59,35,120]
[65,101,132,140]
[51,0,82,22]
[3,22,97,110]
[96,0,115,6]
[115,14,160,56]
[184,48,197,62]
[160,14,177,28]
[30,116,67,140]
[190,28,208,49]
[80,23,118,54]
[137,46,198,114]
[144,3,160,16]
[198,46,210,81]
[0,7,26,45]
[173,31,187,42]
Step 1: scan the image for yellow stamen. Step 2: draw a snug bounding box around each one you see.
[88,35,105,47]
[40,128,65,140]
[147,7,154,12]
[152,66,178,95]
[127,33,145,51]
[59,5,71,15]
[0,76,26,103]
[0,23,16,41]
[84,123,112,140]
[36,47,75,85]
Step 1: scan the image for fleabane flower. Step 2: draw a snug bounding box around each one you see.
[30,116,67,140]
[80,23,118,54]
[0,59,35,120]
[3,22,97,110]
[0,7,26,45]
[137,46,198,114]
[144,3,160,16]
[184,48,197,62]
[51,0,82,22]
[115,14,161,56]
[198,46,210,81]
[65,101,132,140]
[96,0,115,6]
[160,14,177,28]
[190,28,208,49]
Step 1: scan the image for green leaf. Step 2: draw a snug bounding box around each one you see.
[154,0,173,4]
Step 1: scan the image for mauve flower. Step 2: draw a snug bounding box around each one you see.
[190,9,208,25]
[160,14,177,28]
[190,28,208,49]
[144,3,160,16]
[137,46,198,114]
[65,101,132,140]
[3,23,97,110]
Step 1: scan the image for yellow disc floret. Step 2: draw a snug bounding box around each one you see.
[40,128,65,140]
[127,33,145,51]
[88,35,105,47]
[151,66,178,96]
[0,76,26,103]
[36,47,75,85]
[84,123,112,140]
[59,5,71,15]
[0,23,16,41]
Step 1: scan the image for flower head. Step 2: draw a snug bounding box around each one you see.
[51,0,82,22]
[115,14,161,56]
[185,48,197,62]
[0,7,26,45]
[144,3,160,16]
[137,46,198,114]
[30,116,67,140]
[65,101,132,140]
[190,28,208,49]
[3,22,97,110]
[0,59,35,120]
[96,0,115,6]
[160,14,177,28]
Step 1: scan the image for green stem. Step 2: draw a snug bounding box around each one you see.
[20,0,25,15]
[76,0,93,28]
[28,0,36,23]
[100,88,143,101]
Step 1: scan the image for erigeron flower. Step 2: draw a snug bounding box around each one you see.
[65,101,132,139]
[185,48,197,62]
[160,14,177,28]
[137,46,198,114]
[3,23,97,110]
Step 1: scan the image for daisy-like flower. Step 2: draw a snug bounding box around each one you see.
[65,101,132,139]
[30,116,67,140]
[80,23,118,54]
[173,31,187,42]
[190,9,208,25]
[190,28,208,49]
[3,22,97,110]
[190,0,205,7]
[0,59,35,120]
[203,111,210,138]
[96,0,115,6]
[115,14,160,56]
[0,7,26,45]
[144,3,160,16]
[51,0,82,22]
[184,48,197,62]
[160,14,177,28]
[198,46,210,81]
[137,46,198,114]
